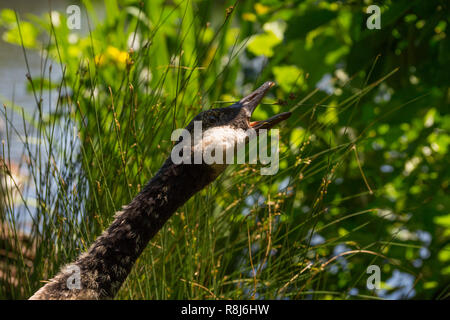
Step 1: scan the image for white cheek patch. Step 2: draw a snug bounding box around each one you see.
[196,126,247,152]
[171,124,262,166]
[193,126,248,165]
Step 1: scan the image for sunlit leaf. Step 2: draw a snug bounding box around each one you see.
[272,65,304,92]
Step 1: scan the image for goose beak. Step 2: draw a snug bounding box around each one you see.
[241,81,292,130]
[248,111,292,130]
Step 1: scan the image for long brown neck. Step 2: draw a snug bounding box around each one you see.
[30,158,223,299]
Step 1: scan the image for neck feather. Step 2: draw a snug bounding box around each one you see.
[30,158,222,299]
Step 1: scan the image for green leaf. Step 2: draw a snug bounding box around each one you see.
[438,245,450,262]
[2,21,38,48]
[272,65,304,92]
[285,9,337,40]
[434,214,450,228]
[247,31,281,57]
[0,9,16,25]
[290,127,306,152]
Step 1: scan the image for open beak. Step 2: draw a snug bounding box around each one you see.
[241,81,291,130]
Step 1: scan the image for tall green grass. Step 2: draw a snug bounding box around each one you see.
[0,0,421,299]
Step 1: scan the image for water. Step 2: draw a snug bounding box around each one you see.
[0,1,80,229]
[0,0,74,160]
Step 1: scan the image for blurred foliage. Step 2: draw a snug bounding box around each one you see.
[0,0,449,299]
